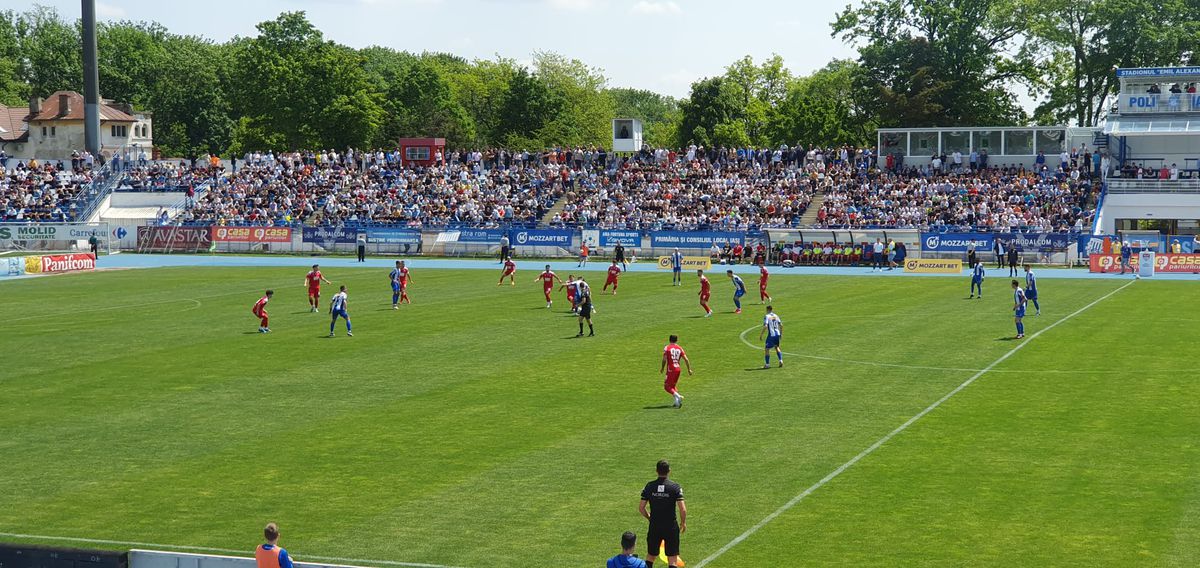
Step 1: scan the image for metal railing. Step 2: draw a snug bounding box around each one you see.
[1106,178,1200,193]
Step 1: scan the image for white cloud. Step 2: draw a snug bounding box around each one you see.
[95,1,127,19]
[630,0,681,15]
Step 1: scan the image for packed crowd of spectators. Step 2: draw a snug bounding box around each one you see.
[183,150,565,227]
[2,142,1098,232]
[0,160,100,222]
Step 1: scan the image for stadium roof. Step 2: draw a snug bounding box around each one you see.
[1102,117,1200,136]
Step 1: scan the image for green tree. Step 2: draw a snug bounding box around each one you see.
[833,0,1032,127]
[228,12,382,151]
[531,51,614,148]
[0,11,30,106]
[13,6,82,98]
[1026,0,1200,126]
[96,21,168,108]
[677,76,745,146]
[149,35,233,157]
[384,58,475,146]
[771,60,873,147]
[496,67,562,148]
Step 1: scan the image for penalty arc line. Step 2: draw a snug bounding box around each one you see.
[0,532,469,568]
[696,279,1136,568]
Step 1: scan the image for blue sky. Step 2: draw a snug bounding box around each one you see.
[37,0,860,98]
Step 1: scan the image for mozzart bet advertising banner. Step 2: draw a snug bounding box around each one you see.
[1089,253,1200,273]
[903,259,963,274]
[137,226,213,252]
[211,226,292,243]
[509,228,574,247]
[921,232,1074,253]
[656,256,711,270]
[919,233,994,253]
[650,231,745,248]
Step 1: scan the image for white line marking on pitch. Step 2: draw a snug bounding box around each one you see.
[697,280,1135,567]
[0,532,468,568]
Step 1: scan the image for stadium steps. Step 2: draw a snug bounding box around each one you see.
[798,193,826,227]
[539,195,570,226]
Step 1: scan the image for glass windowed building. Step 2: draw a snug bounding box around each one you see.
[876,126,1097,170]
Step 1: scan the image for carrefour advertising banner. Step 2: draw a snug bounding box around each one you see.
[919,233,994,253]
[999,232,1073,252]
[600,230,641,247]
[0,223,105,242]
[302,226,357,244]
[650,231,745,248]
[366,228,421,245]
[509,228,574,248]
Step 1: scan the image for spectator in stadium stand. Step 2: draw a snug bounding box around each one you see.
[255,523,294,568]
[606,531,648,568]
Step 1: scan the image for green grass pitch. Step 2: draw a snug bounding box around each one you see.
[1,266,1198,567]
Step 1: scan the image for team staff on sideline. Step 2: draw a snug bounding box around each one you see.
[499,234,510,264]
[639,460,686,568]
[614,242,628,271]
[969,261,985,299]
[356,233,366,262]
[1007,243,1019,277]
[607,531,647,568]
[872,238,884,271]
[759,305,783,368]
[255,523,294,568]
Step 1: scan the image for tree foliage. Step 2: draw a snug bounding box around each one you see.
[3,4,1198,157]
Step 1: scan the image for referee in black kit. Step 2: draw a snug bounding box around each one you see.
[639,460,686,568]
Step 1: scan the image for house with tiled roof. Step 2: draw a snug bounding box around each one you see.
[0,90,153,162]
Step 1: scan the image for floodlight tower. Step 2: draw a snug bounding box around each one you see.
[81,0,101,156]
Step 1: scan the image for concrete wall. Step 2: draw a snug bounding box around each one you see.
[129,549,374,568]
[1100,192,1200,233]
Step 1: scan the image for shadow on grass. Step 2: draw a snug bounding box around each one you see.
[744,367,772,372]
[643,405,676,410]
[995,336,1021,341]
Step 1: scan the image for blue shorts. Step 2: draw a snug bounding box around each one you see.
[1015,307,1026,318]
[673,267,681,272]
[392,283,401,292]
[734,289,745,298]
[1025,288,1037,300]
[972,277,982,284]
[332,309,349,319]
[765,335,780,349]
